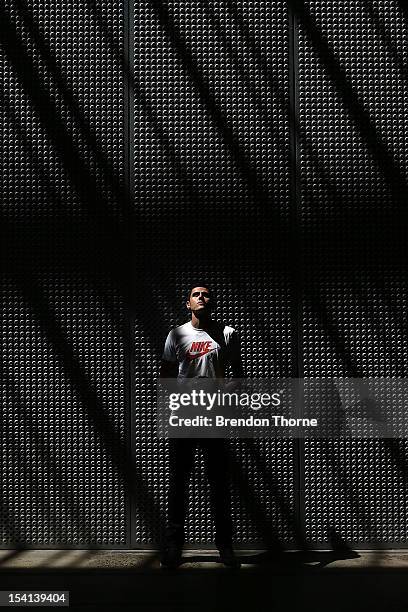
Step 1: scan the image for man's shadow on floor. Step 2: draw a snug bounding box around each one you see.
[177,532,360,569]
[177,550,359,569]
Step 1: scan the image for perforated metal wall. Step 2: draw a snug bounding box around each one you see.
[1,1,407,549]
[297,1,408,545]
[0,1,127,546]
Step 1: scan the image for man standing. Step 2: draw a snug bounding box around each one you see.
[160,285,243,569]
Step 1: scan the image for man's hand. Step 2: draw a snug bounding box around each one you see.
[224,379,242,393]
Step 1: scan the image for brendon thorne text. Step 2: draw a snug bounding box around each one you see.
[168,415,318,428]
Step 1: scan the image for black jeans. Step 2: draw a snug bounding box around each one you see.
[166,438,233,550]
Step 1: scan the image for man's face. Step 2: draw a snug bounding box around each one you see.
[187,286,211,315]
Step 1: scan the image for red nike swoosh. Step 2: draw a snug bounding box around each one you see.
[186,348,215,361]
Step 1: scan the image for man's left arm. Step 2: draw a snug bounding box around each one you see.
[225,330,244,391]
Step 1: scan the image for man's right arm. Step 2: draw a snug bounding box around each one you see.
[160,359,178,379]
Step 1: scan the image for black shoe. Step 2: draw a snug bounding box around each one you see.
[218,547,241,569]
[160,545,183,569]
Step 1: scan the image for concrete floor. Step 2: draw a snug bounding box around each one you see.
[0,550,408,611]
